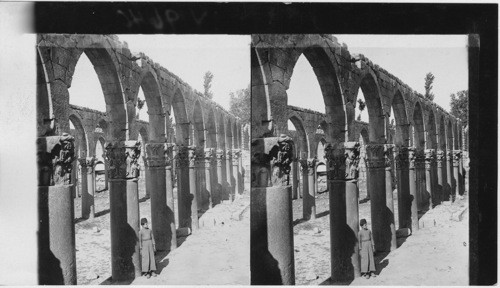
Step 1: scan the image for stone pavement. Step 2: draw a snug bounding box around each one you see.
[131,194,250,285]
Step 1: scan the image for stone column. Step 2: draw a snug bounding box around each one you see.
[233,149,241,197]
[38,134,77,285]
[436,150,445,205]
[80,156,96,219]
[453,150,462,201]
[226,149,234,201]
[164,143,177,250]
[188,146,200,232]
[408,147,420,232]
[175,145,190,228]
[458,150,465,195]
[144,142,170,251]
[415,150,426,211]
[394,146,411,229]
[299,158,311,220]
[204,148,215,209]
[306,158,317,219]
[292,157,299,199]
[424,149,435,209]
[365,144,395,252]
[142,155,151,199]
[77,158,88,216]
[446,150,453,201]
[384,145,397,251]
[250,135,295,285]
[103,153,109,191]
[216,149,226,202]
[238,148,244,194]
[105,140,142,281]
[325,142,361,282]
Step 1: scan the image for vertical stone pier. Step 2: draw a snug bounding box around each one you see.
[106,140,142,281]
[394,146,411,229]
[204,148,215,208]
[325,142,361,282]
[408,147,419,232]
[424,149,436,209]
[77,158,89,218]
[216,149,226,202]
[415,149,426,210]
[38,134,77,285]
[188,146,200,232]
[299,157,311,220]
[164,143,177,250]
[250,135,295,285]
[307,158,317,219]
[143,155,151,199]
[436,150,445,204]
[145,142,170,251]
[446,150,453,201]
[226,149,234,200]
[458,150,465,195]
[175,145,190,228]
[292,157,299,199]
[365,144,395,252]
[453,150,461,200]
[384,145,397,251]
[232,149,241,197]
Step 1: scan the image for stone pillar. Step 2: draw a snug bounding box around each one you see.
[175,145,190,228]
[233,149,241,197]
[79,156,96,219]
[408,147,420,232]
[394,146,411,229]
[103,153,109,190]
[292,157,299,199]
[226,149,234,201]
[436,150,445,205]
[304,158,317,219]
[105,140,142,281]
[188,146,200,232]
[453,150,462,201]
[299,158,311,220]
[365,144,395,252]
[77,158,88,215]
[424,149,436,209]
[216,149,226,202]
[458,150,465,195]
[164,143,177,250]
[325,142,361,282]
[250,135,295,285]
[415,149,426,210]
[446,150,453,201]
[142,155,151,199]
[204,148,215,208]
[38,134,77,285]
[238,150,244,194]
[144,142,170,251]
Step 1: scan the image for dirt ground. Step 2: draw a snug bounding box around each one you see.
[292,185,469,286]
[73,152,250,285]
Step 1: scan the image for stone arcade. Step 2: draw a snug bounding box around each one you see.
[250,34,467,284]
[36,34,249,284]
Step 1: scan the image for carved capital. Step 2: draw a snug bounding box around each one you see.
[187,146,200,168]
[251,135,294,188]
[365,144,386,169]
[144,142,167,168]
[299,159,309,174]
[436,150,445,167]
[452,150,462,167]
[37,133,76,186]
[225,149,232,160]
[216,149,225,166]
[424,149,436,170]
[394,146,409,170]
[78,156,96,174]
[324,142,360,181]
[164,143,174,167]
[306,158,317,176]
[412,148,425,169]
[232,149,241,166]
[204,148,215,167]
[174,144,189,169]
[105,140,141,180]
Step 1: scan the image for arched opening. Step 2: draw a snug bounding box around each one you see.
[94,137,107,194]
[316,138,327,193]
[413,102,425,149]
[37,47,54,137]
[171,89,190,145]
[138,126,149,199]
[390,90,409,147]
[192,100,205,148]
[426,110,437,149]
[287,116,309,159]
[206,108,217,148]
[357,72,385,143]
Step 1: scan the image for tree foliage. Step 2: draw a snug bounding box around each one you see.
[424,72,435,101]
[203,71,214,99]
[450,90,468,126]
[229,85,250,124]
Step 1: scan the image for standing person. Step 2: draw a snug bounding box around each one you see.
[140,218,157,278]
[358,218,376,279]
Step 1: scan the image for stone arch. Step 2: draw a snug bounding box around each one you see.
[138,126,149,148]
[217,113,226,150]
[359,127,369,145]
[288,115,309,158]
[390,89,410,146]
[225,117,233,150]
[205,107,217,149]
[426,109,438,149]
[232,121,238,149]
[251,47,272,138]
[96,118,109,140]
[446,118,453,151]
[316,137,327,164]
[36,47,54,137]
[95,136,106,160]
[355,70,386,143]
[69,114,88,158]
[192,100,206,147]
[138,69,165,141]
[412,101,425,149]
[438,114,447,151]
[171,88,190,145]
[453,122,460,150]
[68,47,128,140]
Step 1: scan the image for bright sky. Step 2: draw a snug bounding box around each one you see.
[69,35,250,120]
[287,34,468,125]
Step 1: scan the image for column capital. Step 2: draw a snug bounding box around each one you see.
[104,140,141,180]
[144,142,167,168]
[174,144,189,168]
[394,145,409,170]
[164,143,174,167]
[408,147,424,170]
[232,149,241,165]
[452,150,462,166]
[364,144,387,170]
[436,149,445,166]
[216,149,225,166]
[78,156,96,174]
[187,146,202,168]
[37,133,76,186]
[251,134,294,187]
[424,149,436,169]
[225,149,232,160]
[324,142,360,181]
[303,158,317,176]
